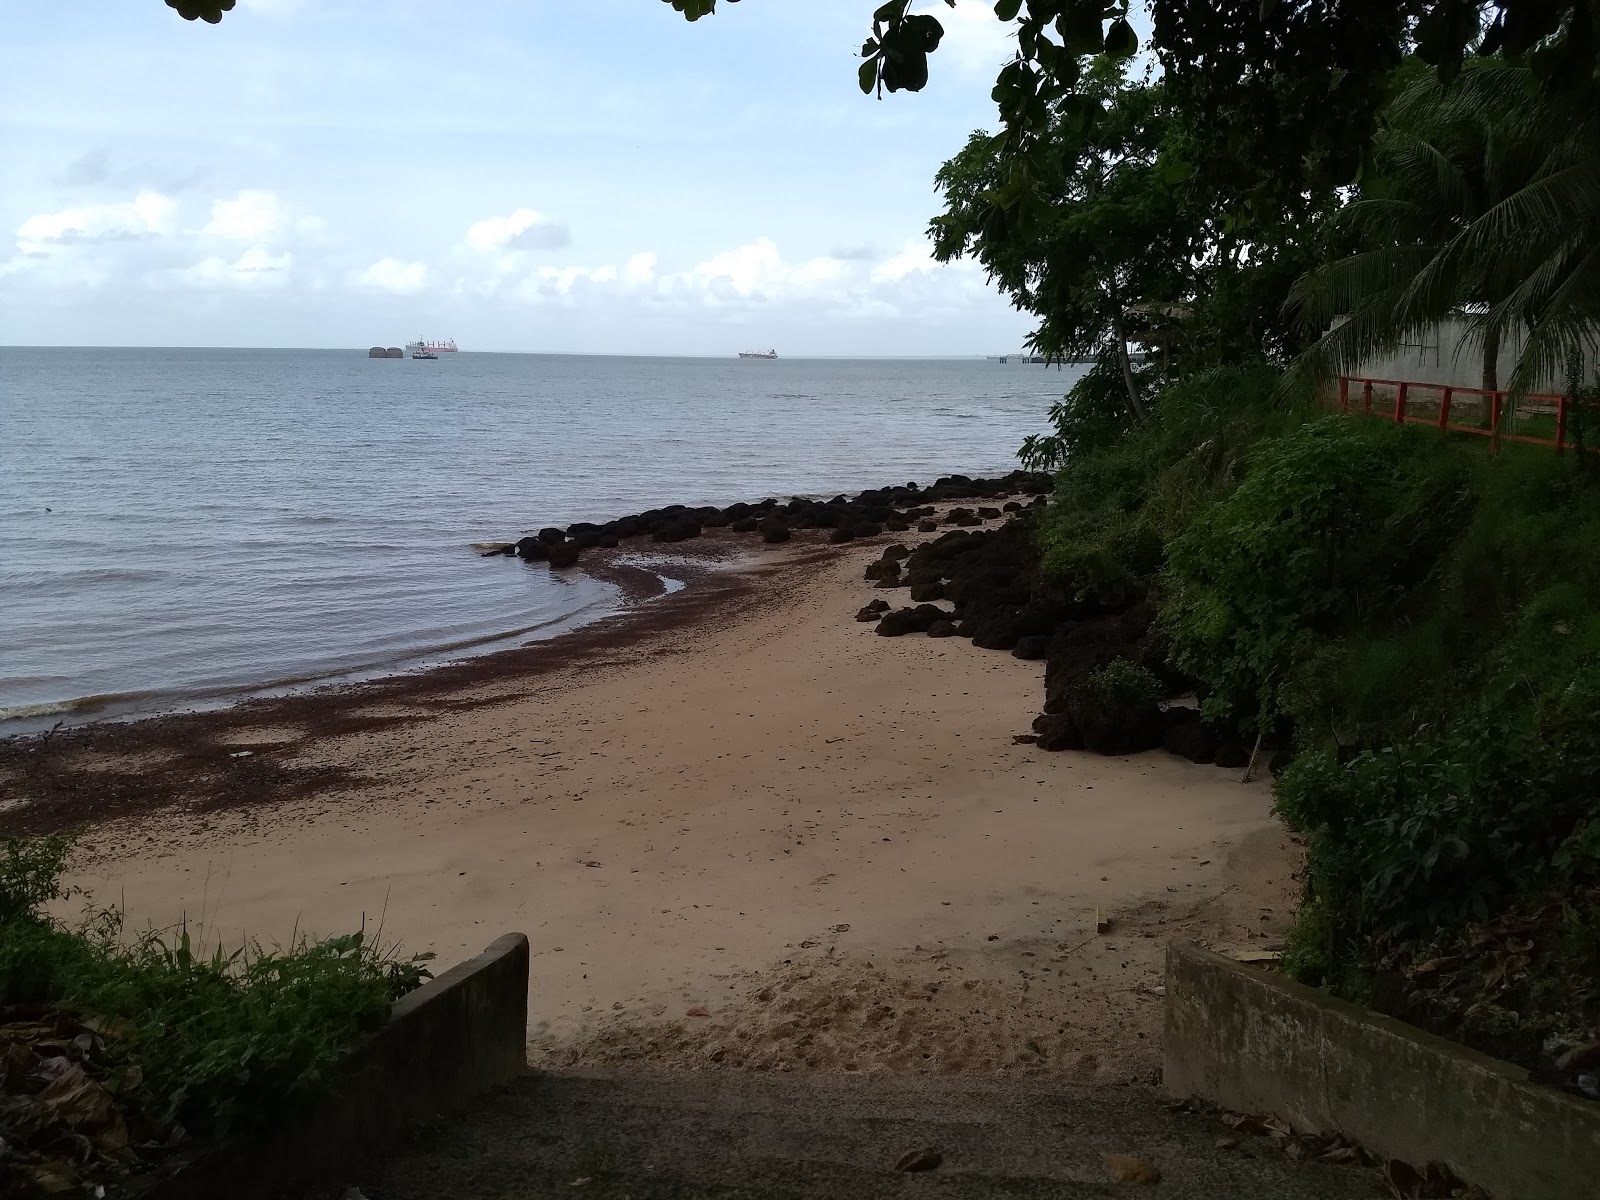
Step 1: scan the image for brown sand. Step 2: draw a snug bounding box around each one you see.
[21,528,1300,1083]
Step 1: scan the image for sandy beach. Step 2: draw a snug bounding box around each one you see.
[3,523,1300,1084]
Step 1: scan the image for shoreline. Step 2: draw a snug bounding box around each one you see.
[0,534,802,836]
[0,469,1049,737]
[5,513,1301,1085]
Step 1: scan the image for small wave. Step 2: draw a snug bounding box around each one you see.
[0,690,159,723]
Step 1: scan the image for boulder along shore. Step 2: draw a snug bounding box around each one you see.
[1,469,1301,1083]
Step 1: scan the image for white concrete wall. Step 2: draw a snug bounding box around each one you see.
[1340,317,1592,394]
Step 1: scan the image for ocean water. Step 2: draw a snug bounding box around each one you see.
[1,348,1080,727]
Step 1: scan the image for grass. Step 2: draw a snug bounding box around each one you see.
[0,834,432,1139]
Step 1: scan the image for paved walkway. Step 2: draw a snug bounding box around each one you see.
[329,1069,1380,1198]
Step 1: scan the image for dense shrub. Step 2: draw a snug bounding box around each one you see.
[1162,417,1469,732]
[0,836,431,1137]
[1032,364,1600,1029]
[1036,363,1295,600]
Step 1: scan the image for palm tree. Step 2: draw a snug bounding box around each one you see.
[1287,60,1600,401]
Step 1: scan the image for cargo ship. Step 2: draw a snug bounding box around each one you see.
[738,348,778,359]
[406,337,459,354]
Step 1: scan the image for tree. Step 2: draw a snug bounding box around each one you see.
[930,57,1339,422]
[1289,60,1600,397]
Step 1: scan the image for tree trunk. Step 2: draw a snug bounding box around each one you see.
[1480,325,1501,429]
[1111,310,1149,426]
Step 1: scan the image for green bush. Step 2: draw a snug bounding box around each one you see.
[0,838,432,1138]
[0,835,73,923]
[1037,364,1295,597]
[1089,659,1164,712]
[1030,362,1600,1023]
[1161,416,1469,731]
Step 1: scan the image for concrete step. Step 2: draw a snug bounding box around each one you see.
[342,1070,1378,1199]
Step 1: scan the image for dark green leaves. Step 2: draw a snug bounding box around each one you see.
[860,3,947,96]
[995,0,1024,20]
[1104,17,1138,59]
[164,0,235,21]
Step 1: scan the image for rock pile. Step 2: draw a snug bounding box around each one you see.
[864,518,1249,763]
[494,470,1054,569]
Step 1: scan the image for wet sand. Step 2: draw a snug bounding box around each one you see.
[5,526,1300,1082]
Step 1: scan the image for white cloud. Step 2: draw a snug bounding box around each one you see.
[465,208,571,253]
[204,190,285,241]
[871,239,938,283]
[171,246,293,289]
[16,191,176,253]
[356,257,429,294]
[474,235,987,322]
[936,1,1017,77]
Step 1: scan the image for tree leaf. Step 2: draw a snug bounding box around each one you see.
[1104,17,1137,58]
[858,56,879,94]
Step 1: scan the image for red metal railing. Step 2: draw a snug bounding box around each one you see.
[1334,375,1596,455]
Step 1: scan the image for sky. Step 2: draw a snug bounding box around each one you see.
[1,1,1042,355]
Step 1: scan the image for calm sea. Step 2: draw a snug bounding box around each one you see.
[1,349,1079,728]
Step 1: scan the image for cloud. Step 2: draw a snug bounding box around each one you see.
[871,240,938,283]
[355,257,429,294]
[56,150,112,188]
[170,246,294,290]
[829,244,879,262]
[204,190,286,241]
[466,208,572,253]
[475,235,988,324]
[16,192,177,254]
[937,1,1017,77]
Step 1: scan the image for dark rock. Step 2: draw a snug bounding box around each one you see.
[977,507,1002,520]
[538,527,566,544]
[970,608,1027,652]
[761,524,792,544]
[864,560,899,582]
[546,541,581,569]
[908,581,945,603]
[876,604,950,637]
[515,536,548,562]
[597,533,620,549]
[1032,712,1083,753]
[882,544,911,561]
[572,531,602,550]
[653,519,702,543]
[1162,709,1222,765]
[854,523,884,539]
[1214,741,1251,770]
[917,520,938,533]
[856,599,891,621]
[944,507,975,525]
[829,526,858,544]
[884,517,910,532]
[730,517,760,533]
[927,620,958,638]
[1012,635,1051,661]
[1003,501,1023,513]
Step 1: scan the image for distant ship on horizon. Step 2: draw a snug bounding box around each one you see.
[406,337,459,354]
[738,348,778,359]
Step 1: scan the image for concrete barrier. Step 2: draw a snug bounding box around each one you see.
[1165,940,1600,1200]
[151,932,530,1199]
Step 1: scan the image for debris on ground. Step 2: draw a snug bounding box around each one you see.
[0,1005,184,1200]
